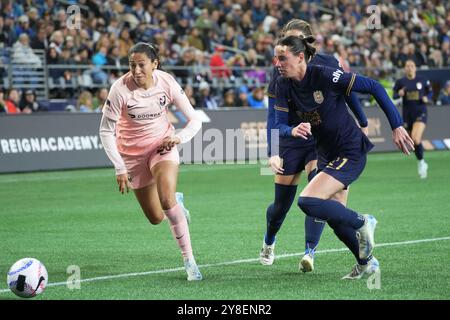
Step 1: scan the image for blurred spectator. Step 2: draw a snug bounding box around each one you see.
[30,27,48,50]
[210,46,231,79]
[118,28,133,58]
[197,81,220,109]
[92,88,109,111]
[438,81,450,106]
[173,48,196,83]
[14,15,35,39]
[237,85,250,107]
[183,84,197,107]
[0,88,6,113]
[247,86,266,109]
[227,54,246,78]
[78,90,94,112]
[107,46,127,78]
[0,16,16,48]
[5,88,21,114]
[223,89,237,107]
[12,33,42,68]
[19,89,45,113]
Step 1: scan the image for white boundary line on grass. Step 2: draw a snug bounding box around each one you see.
[1,236,449,293]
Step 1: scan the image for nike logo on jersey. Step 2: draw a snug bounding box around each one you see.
[127,104,138,109]
[176,234,184,240]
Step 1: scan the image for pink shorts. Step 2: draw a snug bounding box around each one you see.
[121,145,180,190]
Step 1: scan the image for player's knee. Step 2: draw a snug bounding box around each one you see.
[144,211,164,225]
[159,196,177,211]
[298,196,321,215]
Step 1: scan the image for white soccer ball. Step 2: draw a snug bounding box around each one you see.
[7,258,48,298]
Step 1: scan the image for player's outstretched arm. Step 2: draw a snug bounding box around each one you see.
[349,75,415,154]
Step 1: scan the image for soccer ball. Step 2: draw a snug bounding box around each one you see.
[7,258,48,298]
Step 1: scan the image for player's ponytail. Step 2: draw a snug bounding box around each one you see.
[277,35,316,63]
[128,42,161,69]
[300,36,316,62]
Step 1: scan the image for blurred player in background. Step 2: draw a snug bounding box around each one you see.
[99,42,202,281]
[394,59,432,179]
[261,19,368,273]
[274,35,414,279]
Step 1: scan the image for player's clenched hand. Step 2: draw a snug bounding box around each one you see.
[157,136,181,154]
[268,155,284,174]
[361,126,369,136]
[291,122,311,139]
[392,127,415,155]
[398,88,406,97]
[116,173,130,194]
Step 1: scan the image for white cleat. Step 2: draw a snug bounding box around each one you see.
[342,256,380,280]
[184,258,202,281]
[176,192,191,224]
[299,253,315,273]
[418,161,428,179]
[259,241,275,265]
[356,214,377,259]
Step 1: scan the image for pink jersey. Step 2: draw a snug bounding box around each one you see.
[103,70,201,156]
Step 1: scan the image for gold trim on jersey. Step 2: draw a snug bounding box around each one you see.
[346,73,356,96]
[274,105,289,112]
[267,92,276,98]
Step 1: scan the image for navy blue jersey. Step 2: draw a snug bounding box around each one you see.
[266,53,367,156]
[275,65,374,159]
[393,76,431,120]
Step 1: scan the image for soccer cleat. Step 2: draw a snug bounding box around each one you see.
[418,161,428,179]
[356,214,377,259]
[299,253,315,273]
[176,192,191,224]
[259,241,275,265]
[184,258,202,281]
[342,256,379,280]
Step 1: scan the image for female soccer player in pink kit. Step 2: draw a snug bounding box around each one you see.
[99,42,202,281]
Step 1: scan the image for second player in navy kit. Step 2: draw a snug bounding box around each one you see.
[260,19,368,273]
[394,59,432,179]
[274,35,414,279]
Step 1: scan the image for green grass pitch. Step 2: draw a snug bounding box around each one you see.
[0,151,449,300]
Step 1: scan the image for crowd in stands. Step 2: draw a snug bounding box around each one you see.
[1,0,450,114]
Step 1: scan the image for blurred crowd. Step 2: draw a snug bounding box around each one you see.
[1,0,450,114]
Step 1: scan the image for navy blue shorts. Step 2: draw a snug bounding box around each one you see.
[278,145,317,176]
[317,153,367,188]
[403,109,427,131]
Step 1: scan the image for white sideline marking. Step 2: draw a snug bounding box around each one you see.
[1,236,449,294]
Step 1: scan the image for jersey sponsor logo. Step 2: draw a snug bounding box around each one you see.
[332,69,343,83]
[296,110,322,126]
[159,95,167,107]
[129,111,164,120]
[416,82,422,90]
[313,90,324,104]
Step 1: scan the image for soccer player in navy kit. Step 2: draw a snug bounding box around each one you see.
[274,36,414,279]
[394,59,432,179]
[261,20,369,273]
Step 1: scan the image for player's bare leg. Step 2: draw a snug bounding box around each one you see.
[152,161,202,281]
[133,183,165,225]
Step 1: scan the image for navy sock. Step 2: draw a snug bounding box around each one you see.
[265,184,298,245]
[305,216,325,254]
[304,168,325,253]
[298,196,365,230]
[414,143,424,160]
[327,221,370,265]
